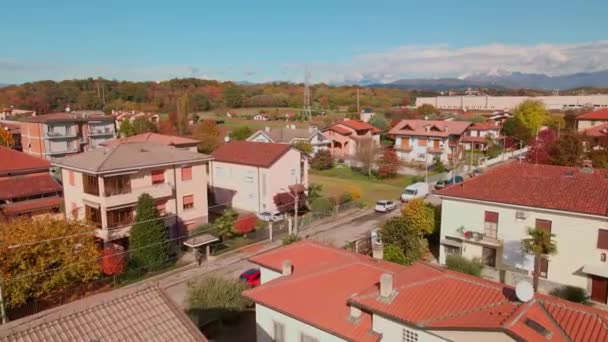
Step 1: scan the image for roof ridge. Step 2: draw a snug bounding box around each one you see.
[95,143,121,172]
[534,301,576,342]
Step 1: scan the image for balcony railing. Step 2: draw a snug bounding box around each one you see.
[396,145,413,152]
[102,183,173,208]
[88,127,114,136]
[45,131,77,139]
[427,147,443,154]
[454,228,502,247]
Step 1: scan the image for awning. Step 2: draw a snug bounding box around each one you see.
[582,264,608,278]
[440,238,462,248]
[183,234,219,248]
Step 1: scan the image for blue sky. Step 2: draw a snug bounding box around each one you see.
[1,0,608,84]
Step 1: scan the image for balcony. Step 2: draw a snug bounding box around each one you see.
[427,147,444,154]
[45,130,77,139]
[454,228,503,247]
[396,145,413,152]
[88,127,115,137]
[102,183,173,208]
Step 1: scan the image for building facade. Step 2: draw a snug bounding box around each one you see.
[244,241,608,342]
[388,120,471,165]
[0,146,63,218]
[100,132,200,152]
[247,126,330,154]
[322,120,381,159]
[437,163,608,303]
[210,141,308,213]
[576,108,608,131]
[20,112,116,160]
[461,122,502,151]
[416,95,608,111]
[54,142,212,243]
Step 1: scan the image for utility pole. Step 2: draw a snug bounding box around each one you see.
[356,88,360,114]
[303,67,312,121]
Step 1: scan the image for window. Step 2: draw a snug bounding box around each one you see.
[273,321,285,342]
[68,170,75,186]
[300,333,318,342]
[418,138,427,147]
[151,170,165,184]
[402,328,418,342]
[484,211,499,239]
[181,166,192,181]
[183,195,194,210]
[82,174,100,196]
[598,229,608,250]
[106,208,133,229]
[444,245,461,257]
[156,200,167,216]
[85,205,102,228]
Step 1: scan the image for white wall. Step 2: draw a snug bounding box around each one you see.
[372,314,446,342]
[416,95,608,111]
[440,197,608,289]
[255,304,348,342]
[260,267,282,284]
[395,135,449,164]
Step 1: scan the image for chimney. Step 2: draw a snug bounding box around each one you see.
[349,305,362,321]
[582,159,593,174]
[282,260,292,276]
[265,126,271,132]
[379,273,393,299]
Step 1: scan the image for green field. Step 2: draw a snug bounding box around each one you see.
[309,167,419,205]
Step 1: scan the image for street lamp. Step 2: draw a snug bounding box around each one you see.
[281,188,299,234]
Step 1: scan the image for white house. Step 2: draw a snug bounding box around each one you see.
[321,120,381,159]
[436,162,608,303]
[360,108,375,123]
[461,122,502,151]
[243,240,606,342]
[388,120,471,165]
[247,125,330,154]
[253,114,270,121]
[210,141,308,213]
[576,108,608,131]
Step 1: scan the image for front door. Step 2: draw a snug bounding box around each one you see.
[482,247,496,267]
[591,276,608,303]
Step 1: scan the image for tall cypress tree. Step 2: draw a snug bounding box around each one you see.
[129,193,169,270]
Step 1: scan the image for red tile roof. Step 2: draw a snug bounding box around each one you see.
[340,120,381,133]
[583,123,608,138]
[470,122,501,131]
[244,241,608,342]
[388,120,472,137]
[323,125,352,136]
[437,163,608,216]
[211,141,293,168]
[1,196,63,215]
[0,146,50,174]
[576,108,608,120]
[21,112,112,123]
[101,133,200,147]
[0,173,61,199]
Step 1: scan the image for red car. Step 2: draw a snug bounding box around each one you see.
[239,268,261,287]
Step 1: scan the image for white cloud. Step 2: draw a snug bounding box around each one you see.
[310,40,608,83]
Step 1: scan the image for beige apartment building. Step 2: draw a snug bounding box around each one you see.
[53,142,212,244]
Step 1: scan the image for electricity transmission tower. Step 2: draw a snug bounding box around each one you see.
[303,67,312,121]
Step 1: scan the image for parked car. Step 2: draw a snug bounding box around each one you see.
[257,211,284,222]
[434,176,464,190]
[239,268,261,287]
[375,200,397,213]
[400,182,430,202]
[469,168,483,177]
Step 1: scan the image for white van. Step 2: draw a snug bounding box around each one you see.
[400,182,430,202]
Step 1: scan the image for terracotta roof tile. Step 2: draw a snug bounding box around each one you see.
[470,122,501,130]
[323,125,352,136]
[211,141,293,168]
[0,173,61,199]
[436,163,608,216]
[245,241,608,342]
[339,120,381,134]
[101,133,200,147]
[388,120,471,137]
[1,196,63,215]
[576,108,608,120]
[0,286,207,342]
[583,123,608,138]
[21,112,112,123]
[0,146,50,174]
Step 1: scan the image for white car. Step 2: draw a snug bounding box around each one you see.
[257,211,284,222]
[374,200,397,213]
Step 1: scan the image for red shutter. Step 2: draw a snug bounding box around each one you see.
[598,229,608,250]
[484,211,499,223]
[535,219,552,233]
[151,170,165,184]
[69,170,75,186]
[181,166,192,181]
[183,195,194,205]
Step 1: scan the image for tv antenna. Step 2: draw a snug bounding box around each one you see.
[303,66,312,121]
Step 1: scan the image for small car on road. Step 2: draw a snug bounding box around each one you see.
[375,200,397,213]
[239,268,261,287]
[434,176,464,190]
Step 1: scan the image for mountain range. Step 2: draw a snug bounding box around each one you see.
[376,70,608,91]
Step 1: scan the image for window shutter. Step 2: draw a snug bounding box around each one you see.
[69,170,75,186]
[181,166,192,181]
[535,219,552,233]
[598,229,608,250]
[419,138,427,147]
[151,170,165,183]
[183,195,194,205]
[484,211,499,223]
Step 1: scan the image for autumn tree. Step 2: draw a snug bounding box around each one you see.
[355,136,379,177]
[132,117,158,135]
[193,120,221,154]
[514,100,548,137]
[521,227,557,292]
[379,217,424,265]
[310,150,333,170]
[369,114,388,131]
[293,141,313,154]
[526,129,557,164]
[129,193,170,270]
[0,128,15,148]
[234,214,258,235]
[377,148,399,178]
[119,120,135,137]
[383,244,407,265]
[417,104,437,116]
[229,126,253,141]
[402,198,435,237]
[176,94,190,135]
[213,209,238,239]
[223,86,244,108]
[502,117,532,142]
[101,244,126,275]
[0,217,101,308]
[547,133,586,166]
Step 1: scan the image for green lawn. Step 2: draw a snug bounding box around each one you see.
[309,167,419,205]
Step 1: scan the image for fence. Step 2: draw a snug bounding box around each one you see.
[480,147,529,168]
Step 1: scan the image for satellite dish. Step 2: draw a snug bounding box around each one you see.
[515,281,534,302]
[224,136,230,143]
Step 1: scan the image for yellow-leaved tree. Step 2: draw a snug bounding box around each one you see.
[0,217,101,309]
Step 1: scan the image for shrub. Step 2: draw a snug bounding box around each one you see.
[311,150,333,170]
[383,244,407,265]
[234,214,258,235]
[339,192,353,204]
[311,197,333,214]
[431,158,446,173]
[550,286,588,303]
[186,276,252,324]
[101,244,126,276]
[445,255,483,277]
[347,186,362,201]
[282,234,301,245]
